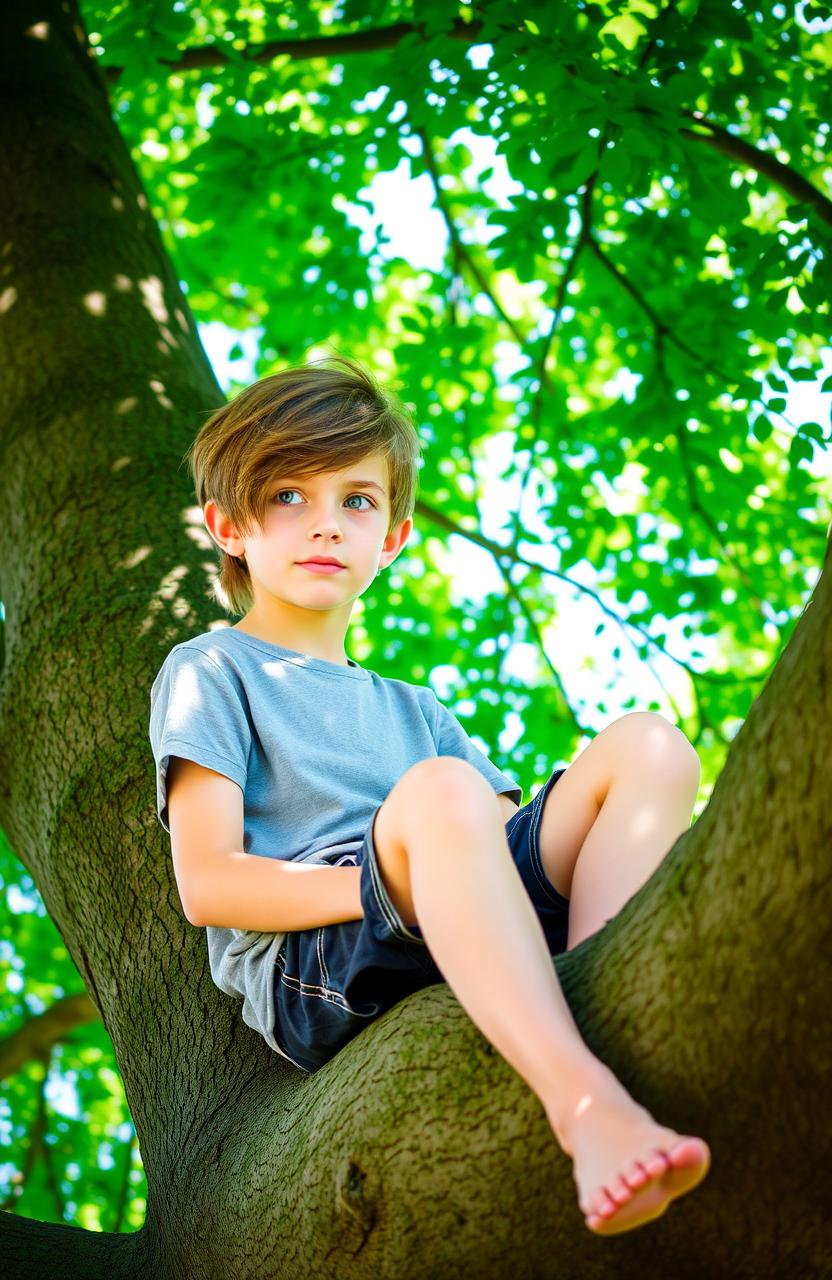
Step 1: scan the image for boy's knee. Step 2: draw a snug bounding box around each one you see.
[401,756,496,812]
[614,712,700,781]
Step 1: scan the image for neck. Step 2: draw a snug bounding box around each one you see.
[232,602,353,666]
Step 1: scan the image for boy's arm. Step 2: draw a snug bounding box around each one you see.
[167,757,363,932]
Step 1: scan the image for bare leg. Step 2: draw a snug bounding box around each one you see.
[532,713,708,1229]
[536,711,702,949]
[371,754,711,1237]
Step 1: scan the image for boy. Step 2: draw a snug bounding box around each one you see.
[149,354,711,1236]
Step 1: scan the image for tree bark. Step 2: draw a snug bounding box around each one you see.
[1,2,830,1276]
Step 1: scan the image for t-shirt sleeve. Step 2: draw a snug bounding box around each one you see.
[430,693,523,806]
[148,646,251,834]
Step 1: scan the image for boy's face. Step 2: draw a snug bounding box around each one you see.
[205,451,412,611]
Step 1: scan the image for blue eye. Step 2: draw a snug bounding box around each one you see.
[273,489,375,510]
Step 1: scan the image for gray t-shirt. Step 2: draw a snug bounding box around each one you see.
[148,626,522,1062]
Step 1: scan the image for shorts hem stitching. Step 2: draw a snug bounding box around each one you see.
[274,951,379,1019]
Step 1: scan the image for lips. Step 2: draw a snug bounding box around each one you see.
[299,558,345,567]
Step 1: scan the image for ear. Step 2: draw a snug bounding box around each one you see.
[378,517,413,572]
[204,499,246,558]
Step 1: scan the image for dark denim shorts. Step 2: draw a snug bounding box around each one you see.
[273,766,569,1073]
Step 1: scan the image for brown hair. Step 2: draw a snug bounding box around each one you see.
[183,354,423,616]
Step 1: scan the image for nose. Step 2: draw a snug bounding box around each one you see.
[306,498,344,540]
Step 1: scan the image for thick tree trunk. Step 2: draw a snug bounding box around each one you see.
[1,2,830,1276]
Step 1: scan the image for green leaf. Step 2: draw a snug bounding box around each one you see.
[789,435,814,465]
[751,417,774,443]
[797,422,827,442]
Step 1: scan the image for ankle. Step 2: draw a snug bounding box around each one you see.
[541,1059,620,1153]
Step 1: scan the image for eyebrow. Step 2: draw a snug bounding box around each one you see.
[274,477,387,495]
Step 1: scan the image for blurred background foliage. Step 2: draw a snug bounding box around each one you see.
[2,0,831,1232]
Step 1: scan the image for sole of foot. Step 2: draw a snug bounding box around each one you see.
[585,1137,711,1235]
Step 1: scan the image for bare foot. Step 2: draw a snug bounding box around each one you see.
[546,1068,712,1236]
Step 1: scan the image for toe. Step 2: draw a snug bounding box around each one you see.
[645,1149,672,1179]
[588,1189,616,1219]
[609,1177,634,1205]
[669,1137,711,1174]
[626,1161,650,1189]
[598,1190,618,1217]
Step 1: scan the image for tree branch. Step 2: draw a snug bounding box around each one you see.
[414,495,773,690]
[414,126,538,357]
[0,992,99,1081]
[679,110,832,228]
[97,22,832,226]
[99,17,485,84]
[583,230,802,437]
[498,561,587,736]
[0,1210,144,1280]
